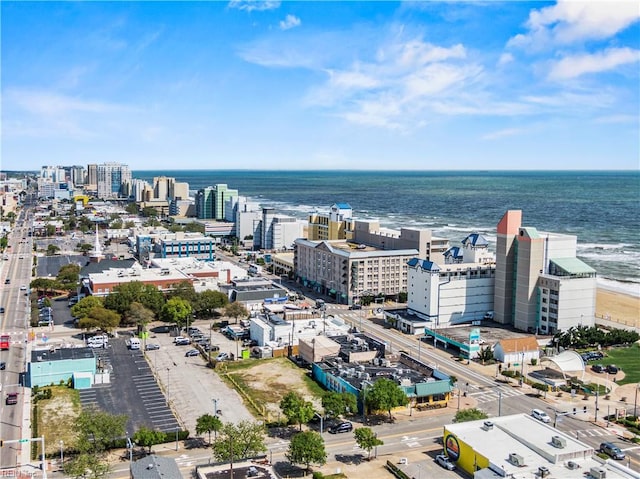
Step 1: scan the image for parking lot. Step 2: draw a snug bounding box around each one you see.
[78,337,181,434]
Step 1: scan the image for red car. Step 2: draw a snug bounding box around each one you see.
[6,393,18,405]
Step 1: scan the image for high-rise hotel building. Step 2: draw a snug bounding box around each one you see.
[96,162,131,199]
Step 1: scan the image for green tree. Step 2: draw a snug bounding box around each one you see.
[184,222,205,233]
[123,301,155,328]
[57,263,80,290]
[169,280,198,304]
[45,224,56,237]
[71,296,104,320]
[79,306,121,332]
[78,243,93,253]
[125,203,139,215]
[133,426,164,454]
[30,277,61,294]
[64,453,110,479]
[286,431,327,474]
[211,421,267,462]
[280,391,315,431]
[321,391,357,419]
[75,407,127,454]
[454,408,489,423]
[141,206,158,217]
[103,281,165,315]
[354,427,384,461]
[124,220,136,229]
[194,290,229,318]
[196,413,223,444]
[160,297,193,328]
[110,218,123,229]
[47,244,60,256]
[224,302,248,324]
[365,378,408,422]
[477,346,494,364]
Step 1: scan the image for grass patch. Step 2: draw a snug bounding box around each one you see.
[595,344,640,384]
[37,386,81,455]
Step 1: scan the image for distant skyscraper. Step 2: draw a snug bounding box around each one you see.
[96,163,131,199]
[87,164,98,186]
[195,184,238,220]
[70,165,86,186]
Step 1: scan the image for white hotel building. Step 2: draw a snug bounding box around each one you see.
[407,233,496,326]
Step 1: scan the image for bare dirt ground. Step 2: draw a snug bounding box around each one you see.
[38,387,81,455]
[227,358,322,421]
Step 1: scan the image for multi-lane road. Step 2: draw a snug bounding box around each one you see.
[1,207,34,471]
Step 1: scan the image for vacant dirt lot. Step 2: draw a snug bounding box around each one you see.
[37,387,81,455]
[224,358,322,421]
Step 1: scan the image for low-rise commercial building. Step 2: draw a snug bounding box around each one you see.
[443,413,637,479]
[28,347,96,389]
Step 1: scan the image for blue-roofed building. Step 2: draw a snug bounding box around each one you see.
[405,231,496,334]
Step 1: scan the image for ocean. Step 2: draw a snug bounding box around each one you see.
[134,170,640,297]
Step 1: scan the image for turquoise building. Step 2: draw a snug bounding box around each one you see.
[28,347,96,389]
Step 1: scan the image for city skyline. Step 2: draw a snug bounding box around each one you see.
[2,1,639,171]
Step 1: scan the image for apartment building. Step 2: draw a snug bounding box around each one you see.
[406,233,496,326]
[494,210,596,334]
[196,184,238,220]
[307,203,353,241]
[96,162,131,199]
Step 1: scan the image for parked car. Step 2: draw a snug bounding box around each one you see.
[435,454,456,470]
[329,422,353,434]
[600,442,625,460]
[185,349,200,357]
[4,278,10,284]
[203,344,220,352]
[606,365,619,374]
[0,361,6,370]
[348,304,362,310]
[591,364,604,373]
[215,352,230,361]
[145,343,160,351]
[531,409,550,423]
[0,307,5,314]
[5,393,18,405]
[175,338,190,346]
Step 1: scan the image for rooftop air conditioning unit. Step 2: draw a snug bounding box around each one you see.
[589,467,606,479]
[566,461,580,470]
[538,466,550,478]
[508,453,525,467]
[483,421,494,430]
[551,436,567,448]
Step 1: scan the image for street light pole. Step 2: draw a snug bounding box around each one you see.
[59,440,64,467]
[213,398,219,416]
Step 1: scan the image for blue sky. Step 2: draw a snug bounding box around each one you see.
[2,1,639,171]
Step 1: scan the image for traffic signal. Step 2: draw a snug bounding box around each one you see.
[573,408,577,415]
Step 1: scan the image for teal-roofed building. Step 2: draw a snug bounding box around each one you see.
[312,352,452,413]
[495,210,597,334]
[28,347,97,389]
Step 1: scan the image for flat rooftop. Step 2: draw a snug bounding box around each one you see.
[446,414,637,479]
[31,347,95,362]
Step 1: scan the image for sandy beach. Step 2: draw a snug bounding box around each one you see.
[596,288,640,329]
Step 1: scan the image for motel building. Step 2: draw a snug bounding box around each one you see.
[442,414,638,479]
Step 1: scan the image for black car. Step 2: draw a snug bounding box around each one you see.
[0,361,6,370]
[0,307,5,314]
[606,365,619,374]
[591,364,604,373]
[329,422,353,434]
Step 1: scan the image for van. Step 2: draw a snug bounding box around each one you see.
[600,442,625,460]
[87,335,108,346]
[531,409,550,423]
[128,338,141,350]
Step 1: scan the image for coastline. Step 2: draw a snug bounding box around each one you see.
[596,287,640,330]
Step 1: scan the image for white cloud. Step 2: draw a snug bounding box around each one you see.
[508,0,640,49]
[279,14,301,31]
[498,53,514,66]
[6,89,129,116]
[594,114,638,124]
[548,47,640,80]
[481,127,526,141]
[228,0,280,12]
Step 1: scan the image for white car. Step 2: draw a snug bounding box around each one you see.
[20,285,27,291]
[531,408,550,423]
[215,352,230,361]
